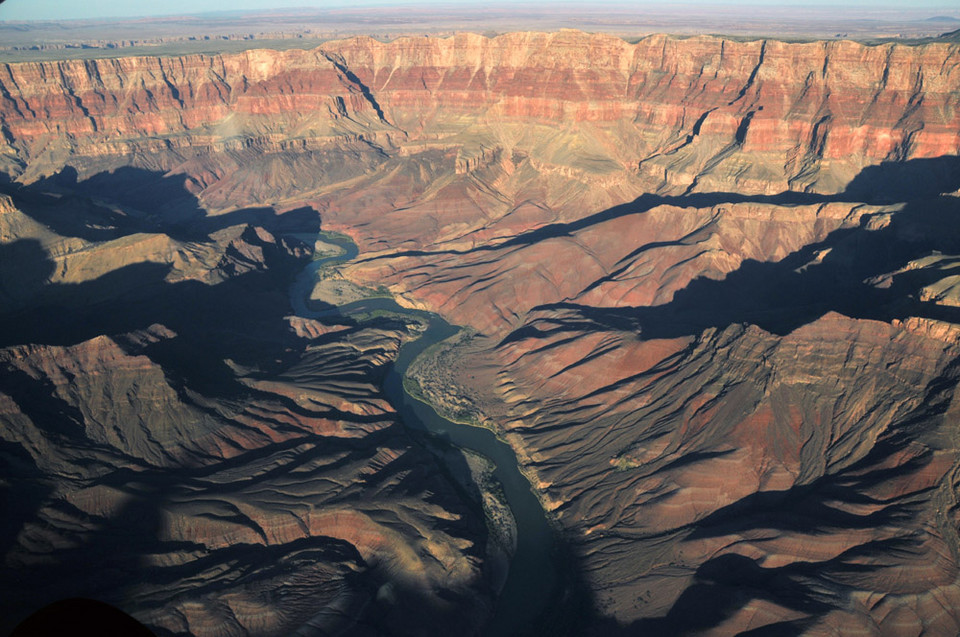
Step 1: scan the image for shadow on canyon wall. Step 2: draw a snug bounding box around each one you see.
[516,155,960,636]
[3,156,960,635]
[505,155,960,345]
[0,166,495,635]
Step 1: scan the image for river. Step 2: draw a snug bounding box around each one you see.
[290,232,560,636]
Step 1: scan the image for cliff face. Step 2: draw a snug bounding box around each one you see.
[2,32,958,193]
[2,30,960,636]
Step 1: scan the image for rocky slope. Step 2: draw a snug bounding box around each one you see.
[0,177,495,635]
[2,30,960,635]
[2,321,492,636]
[449,313,960,634]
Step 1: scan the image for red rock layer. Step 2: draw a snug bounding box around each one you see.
[3,29,960,637]
[458,312,960,634]
[1,32,958,193]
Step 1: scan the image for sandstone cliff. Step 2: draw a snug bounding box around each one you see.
[1,32,958,196]
[2,30,960,636]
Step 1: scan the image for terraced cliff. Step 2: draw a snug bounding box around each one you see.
[2,32,958,199]
[2,30,960,635]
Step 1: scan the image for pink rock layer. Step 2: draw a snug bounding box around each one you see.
[1,32,958,192]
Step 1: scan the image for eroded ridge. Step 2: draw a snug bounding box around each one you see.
[2,30,960,635]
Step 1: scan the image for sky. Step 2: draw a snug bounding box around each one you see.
[1,0,958,22]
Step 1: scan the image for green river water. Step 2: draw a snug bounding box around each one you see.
[289,233,562,636]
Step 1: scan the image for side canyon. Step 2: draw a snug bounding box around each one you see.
[2,30,960,635]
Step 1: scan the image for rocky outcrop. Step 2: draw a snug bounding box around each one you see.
[454,313,960,634]
[0,179,494,635]
[2,30,960,636]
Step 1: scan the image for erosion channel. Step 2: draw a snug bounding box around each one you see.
[290,231,561,636]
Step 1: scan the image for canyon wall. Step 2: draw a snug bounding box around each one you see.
[2,32,959,196]
[2,31,960,635]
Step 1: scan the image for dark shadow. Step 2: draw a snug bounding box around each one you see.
[494,156,960,634]
[0,239,55,309]
[4,166,326,243]
[735,620,818,637]
[10,598,156,637]
[522,538,595,637]
[0,440,52,559]
[629,553,835,635]
[845,156,960,202]
[30,165,204,239]
[0,165,505,635]
[502,156,960,345]
[0,185,148,243]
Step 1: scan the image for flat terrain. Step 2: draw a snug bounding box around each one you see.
[1,3,958,62]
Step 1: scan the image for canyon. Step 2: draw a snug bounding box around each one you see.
[1,29,960,635]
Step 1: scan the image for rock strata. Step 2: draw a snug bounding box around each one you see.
[2,30,960,635]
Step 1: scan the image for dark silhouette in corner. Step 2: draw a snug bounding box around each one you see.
[11,598,156,637]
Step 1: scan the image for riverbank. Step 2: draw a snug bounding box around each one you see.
[404,328,485,426]
[291,229,563,635]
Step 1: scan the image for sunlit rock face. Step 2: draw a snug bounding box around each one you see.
[2,32,957,205]
[2,30,960,635]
